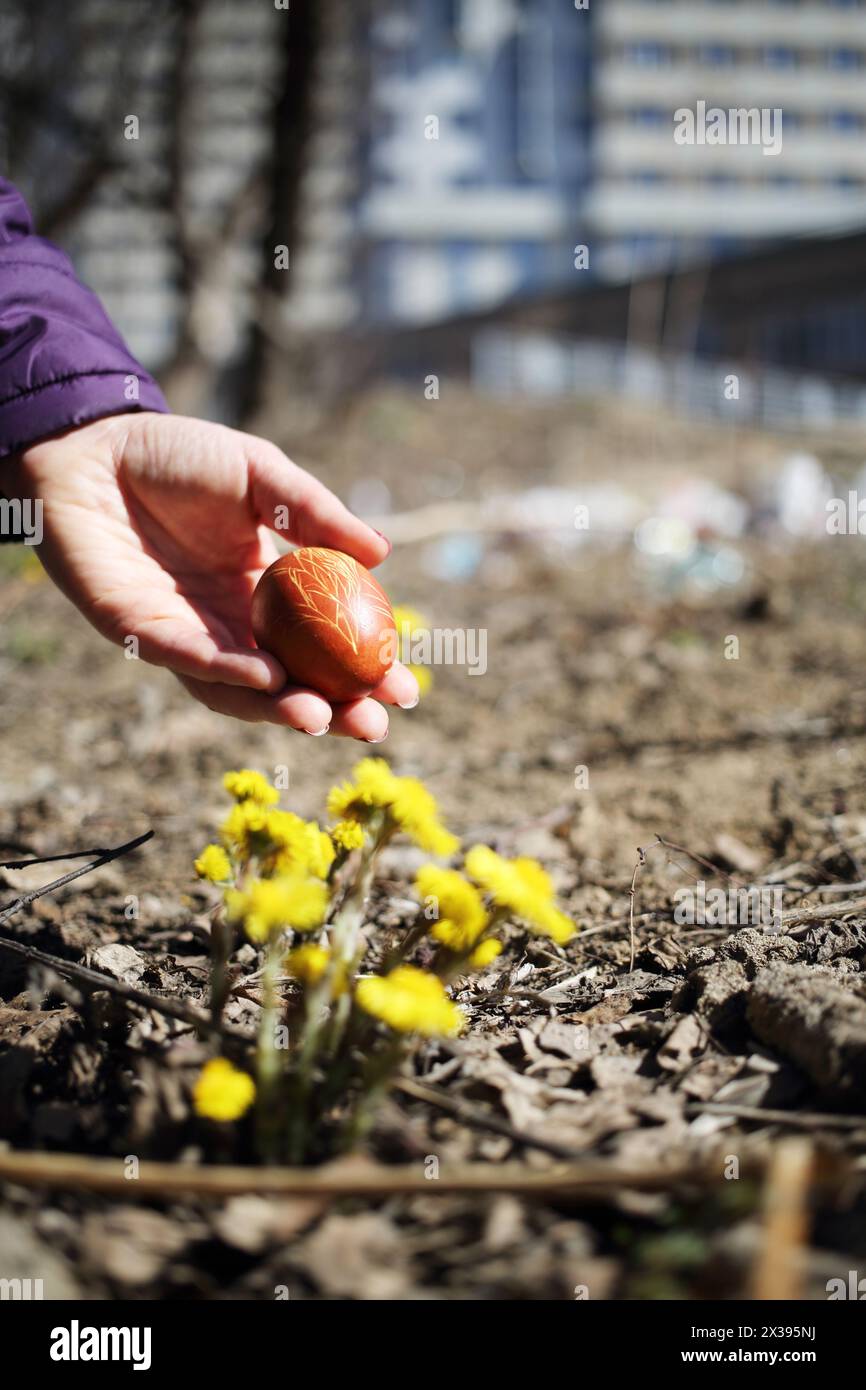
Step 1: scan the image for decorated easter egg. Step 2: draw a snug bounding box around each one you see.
[252,547,396,702]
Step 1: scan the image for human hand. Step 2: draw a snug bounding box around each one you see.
[5,412,418,739]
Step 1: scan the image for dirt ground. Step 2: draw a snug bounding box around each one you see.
[2,387,866,1300]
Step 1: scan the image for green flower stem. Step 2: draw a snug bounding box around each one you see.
[384,910,430,970]
[255,931,284,1162]
[343,1036,406,1150]
[288,823,390,1160]
[298,823,384,1067]
[209,908,234,1027]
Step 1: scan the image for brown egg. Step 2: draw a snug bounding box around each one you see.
[251,547,397,703]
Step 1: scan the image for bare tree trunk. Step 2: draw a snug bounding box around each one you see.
[237,0,319,428]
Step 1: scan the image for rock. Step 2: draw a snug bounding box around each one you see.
[714,833,764,875]
[213,1195,324,1253]
[746,963,866,1101]
[674,930,803,1030]
[657,1014,708,1072]
[81,1208,190,1287]
[0,1212,81,1299]
[672,958,750,1030]
[88,943,147,985]
[292,1211,410,1299]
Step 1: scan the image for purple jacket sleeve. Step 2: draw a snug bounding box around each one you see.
[0,178,168,458]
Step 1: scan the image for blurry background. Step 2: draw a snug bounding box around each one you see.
[4,0,866,430]
[2,0,866,792]
[1,0,865,868]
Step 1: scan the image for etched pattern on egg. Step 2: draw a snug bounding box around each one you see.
[252,547,397,704]
[287,548,393,656]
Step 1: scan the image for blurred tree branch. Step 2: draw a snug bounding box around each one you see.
[237,0,318,425]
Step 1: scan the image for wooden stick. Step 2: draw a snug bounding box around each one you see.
[688,1101,866,1131]
[0,1147,773,1201]
[394,1076,582,1161]
[627,846,646,973]
[751,1138,813,1300]
[0,930,251,1042]
[1,846,116,870]
[0,829,254,1044]
[0,830,154,927]
[781,895,866,928]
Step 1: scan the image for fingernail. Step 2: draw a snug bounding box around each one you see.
[398,696,419,710]
[358,734,387,744]
[374,529,392,556]
[305,724,330,737]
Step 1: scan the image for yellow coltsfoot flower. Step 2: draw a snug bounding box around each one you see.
[392,604,429,634]
[225,875,329,943]
[220,799,270,858]
[220,799,334,880]
[331,819,366,852]
[223,769,279,806]
[194,843,232,883]
[356,965,465,1037]
[467,937,503,970]
[285,943,347,995]
[327,758,458,857]
[327,756,399,821]
[193,1057,255,1121]
[392,606,433,696]
[415,865,488,951]
[284,943,330,985]
[264,811,335,880]
[390,776,458,856]
[464,845,575,945]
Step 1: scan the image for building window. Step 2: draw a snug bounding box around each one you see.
[632,107,668,127]
[828,49,862,69]
[763,46,798,67]
[624,42,671,67]
[700,44,737,66]
[829,110,862,130]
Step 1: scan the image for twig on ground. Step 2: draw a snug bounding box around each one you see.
[0,930,253,1043]
[0,1147,784,1201]
[394,1076,584,1161]
[688,1101,866,1132]
[811,880,866,894]
[628,845,647,973]
[0,828,255,1043]
[0,830,154,927]
[781,895,866,930]
[0,846,114,870]
[652,833,751,890]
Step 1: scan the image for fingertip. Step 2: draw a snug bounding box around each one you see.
[245,649,286,693]
[370,529,393,563]
[216,647,286,693]
[332,520,391,570]
[327,697,390,742]
[372,661,420,708]
[271,686,333,734]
